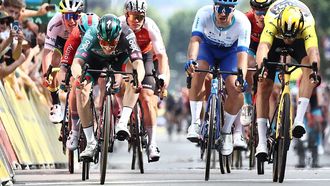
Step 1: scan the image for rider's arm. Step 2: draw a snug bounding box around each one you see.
[147,18,170,86]
[255,42,271,68]
[187,36,202,61]
[303,25,320,65]
[131,59,145,84]
[236,14,251,79]
[71,57,85,79]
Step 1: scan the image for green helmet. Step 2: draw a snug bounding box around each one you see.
[97,14,122,42]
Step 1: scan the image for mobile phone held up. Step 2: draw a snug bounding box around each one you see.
[11,20,20,32]
[46,4,56,11]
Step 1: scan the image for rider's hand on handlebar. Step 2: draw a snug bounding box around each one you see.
[258,64,268,81]
[235,79,247,93]
[184,59,198,74]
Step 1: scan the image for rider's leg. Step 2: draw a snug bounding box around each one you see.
[66,82,79,150]
[187,60,208,142]
[76,80,96,157]
[233,113,247,149]
[293,55,317,138]
[256,79,273,159]
[49,50,63,123]
[116,60,145,140]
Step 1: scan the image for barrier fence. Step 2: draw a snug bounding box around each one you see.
[0,80,67,184]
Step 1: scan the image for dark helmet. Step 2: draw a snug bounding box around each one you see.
[97,14,122,42]
[250,0,274,10]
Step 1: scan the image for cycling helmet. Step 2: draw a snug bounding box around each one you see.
[59,0,84,13]
[213,0,238,5]
[78,13,99,33]
[250,0,273,10]
[124,0,148,13]
[277,6,304,38]
[97,14,122,42]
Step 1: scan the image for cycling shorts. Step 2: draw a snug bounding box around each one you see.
[141,51,157,91]
[197,42,237,80]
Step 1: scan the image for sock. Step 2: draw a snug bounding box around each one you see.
[222,111,237,133]
[244,92,252,105]
[234,116,243,134]
[71,111,79,132]
[294,97,310,124]
[83,125,95,144]
[257,118,268,145]
[50,90,60,105]
[190,101,203,126]
[118,106,133,126]
[146,126,157,146]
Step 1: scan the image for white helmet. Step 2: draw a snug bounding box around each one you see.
[124,0,148,13]
[59,0,84,13]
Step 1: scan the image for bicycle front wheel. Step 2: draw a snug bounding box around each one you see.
[205,95,216,181]
[278,94,291,183]
[100,95,112,185]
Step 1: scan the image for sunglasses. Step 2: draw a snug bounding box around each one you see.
[255,10,266,16]
[128,14,145,22]
[63,13,80,21]
[214,4,235,15]
[0,20,9,25]
[98,35,118,50]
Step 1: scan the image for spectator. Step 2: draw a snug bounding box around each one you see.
[0,10,24,79]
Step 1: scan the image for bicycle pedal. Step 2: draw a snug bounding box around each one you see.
[148,156,160,163]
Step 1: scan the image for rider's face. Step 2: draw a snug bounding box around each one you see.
[253,9,266,27]
[126,12,145,31]
[63,13,80,32]
[98,35,119,55]
[214,4,235,25]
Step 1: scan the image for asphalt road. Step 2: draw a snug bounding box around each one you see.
[12,127,330,186]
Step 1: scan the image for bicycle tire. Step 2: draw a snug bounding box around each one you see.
[68,150,74,174]
[278,94,291,183]
[219,152,225,174]
[205,95,216,181]
[134,103,144,174]
[225,155,231,173]
[100,95,112,185]
[82,161,90,181]
[273,141,279,182]
[257,158,264,175]
[249,105,257,169]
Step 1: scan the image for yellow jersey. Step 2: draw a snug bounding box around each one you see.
[260,0,318,50]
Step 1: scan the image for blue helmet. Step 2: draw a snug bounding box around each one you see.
[213,0,238,5]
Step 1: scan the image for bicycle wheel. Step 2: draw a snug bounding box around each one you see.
[82,161,90,181]
[225,155,231,173]
[205,95,216,181]
[273,141,278,182]
[68,150,74,174]
[134,103,144,173]
[278,94,291,183]
[249,105,256,169]
[257,158,264,175]
[219,152,225,174]
[100,95,112,185]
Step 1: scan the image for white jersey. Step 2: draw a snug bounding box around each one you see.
[192,5,251,50]
[44,12,71,51]
[119,15,166,55]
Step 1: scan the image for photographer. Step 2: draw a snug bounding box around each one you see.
[0,10,25,79]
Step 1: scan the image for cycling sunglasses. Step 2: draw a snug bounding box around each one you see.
[63,13,80,21]
[128,14,145,22]
[98,35,118,50]
[214,4,235,15]
[255,10,266,16]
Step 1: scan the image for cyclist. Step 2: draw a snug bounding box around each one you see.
[71,14,145,158]
[42,0,83,123]
[119,0,170,162]
[57,13,99,150]
[233,0,274,150]
[255,0,320,161]
[185,0,251,156]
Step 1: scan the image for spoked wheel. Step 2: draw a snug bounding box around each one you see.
[205,95,216,181]
[99,95,113,185]
[277,94,291,183]
[130,102,144,174]
[68,150,74,174]
[82,161,90,181]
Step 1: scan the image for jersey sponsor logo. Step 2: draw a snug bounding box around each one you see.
[131,52,142,59]
[81,40,91,51]
[305,34,312,41]
[129,39,140,52]
[63,44,74,60]
[126,33,135,40]
[81,52,88,58]
[270,1,295,15]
